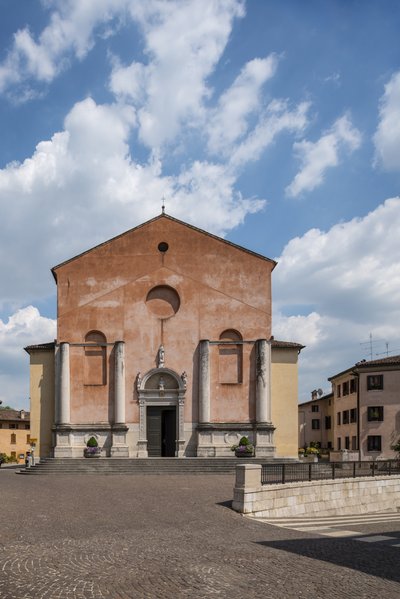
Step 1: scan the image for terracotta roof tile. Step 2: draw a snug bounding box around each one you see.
[24,342,55,354]
[355,354,400,367]
[0,409,30,421]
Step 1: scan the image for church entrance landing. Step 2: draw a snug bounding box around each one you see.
[147,406,176,457]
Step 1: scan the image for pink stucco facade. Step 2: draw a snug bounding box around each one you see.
[28,213,303,459]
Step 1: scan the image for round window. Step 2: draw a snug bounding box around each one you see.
[158,242,169,253]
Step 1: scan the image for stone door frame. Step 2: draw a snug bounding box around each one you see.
[137,367,186,457]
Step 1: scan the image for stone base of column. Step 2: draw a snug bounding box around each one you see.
[197,423,257,457]
[53,428,74,458]
[53,424,113,457]
[197,445,216,457]
[177,439,185,457]
[255,424,276,458]
[54,445,74,458]
[110,426,129,457]
[137,440,148,458]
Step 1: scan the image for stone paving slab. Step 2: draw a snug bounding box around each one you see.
[0,470,400,598]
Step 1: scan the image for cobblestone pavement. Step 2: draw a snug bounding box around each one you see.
[0,470,400,599]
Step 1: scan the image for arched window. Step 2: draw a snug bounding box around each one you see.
[84,331,107,385]
[218,329,243,384]
[10,433,16,444]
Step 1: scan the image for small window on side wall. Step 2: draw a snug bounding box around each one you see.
[218,330,243,384]
[84,331,107,385]
[367,435,381,452]
[367,375,383,390]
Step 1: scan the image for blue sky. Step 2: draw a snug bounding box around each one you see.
[1,0,400,409]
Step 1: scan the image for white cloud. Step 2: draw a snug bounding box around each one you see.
[286,114,362,198]
[206,55,278,156]
[229,99,310,169]
[374,71,400,171]
[111,0,245,148]
[273,198,400,401]
[0,96,266,308]
[0,0,132,95]
[0,307,56,409]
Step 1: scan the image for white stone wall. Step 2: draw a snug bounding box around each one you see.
[233,464,400,517]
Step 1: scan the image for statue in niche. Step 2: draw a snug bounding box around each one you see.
[136,372,142,392]
[181,371,187,389]
[158,376,165,390]
[157,345,165,368]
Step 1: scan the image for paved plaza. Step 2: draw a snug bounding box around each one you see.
[0,469,400,598]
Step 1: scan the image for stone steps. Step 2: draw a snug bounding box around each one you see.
[18,457,295,475]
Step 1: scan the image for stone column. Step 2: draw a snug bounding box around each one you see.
[114,341,125,424]
[255,339,271,423]
[59,342,71,425]
[199,340,210,423]
[54,343,60,424]
[254,339,275,458]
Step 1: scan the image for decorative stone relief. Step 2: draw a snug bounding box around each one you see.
[224,432,240,445]
[136,372,142,392]
[157,345,165,368]
[181,371,187,389]
[256,343,266,388]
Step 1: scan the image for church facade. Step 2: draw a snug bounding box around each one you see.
[26,213,303,460]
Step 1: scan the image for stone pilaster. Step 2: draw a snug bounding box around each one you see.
[54,342,73,457]
[114,341,125,424]
[255,339,275,458]
[111,341,129,457]
[255,339,271,423]
[59,342,71,425]
[199,340,210,424]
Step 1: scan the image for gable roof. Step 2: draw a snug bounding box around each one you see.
[51,212,277,281]
[329,354,400,380]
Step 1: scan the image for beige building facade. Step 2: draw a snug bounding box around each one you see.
[0,409,31,463]
[299,355,400,459]
[298,391,334,450]
[26,213,303,460]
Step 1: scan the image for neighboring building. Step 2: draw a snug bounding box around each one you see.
[299,355,400,459]
[298,391,334,450]
[0,409,31,463]
[26,212,304,460]
[330,355,400,459]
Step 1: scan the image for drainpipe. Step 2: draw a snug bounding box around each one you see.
[352,370,361,460]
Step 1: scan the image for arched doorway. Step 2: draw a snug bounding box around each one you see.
[137,368,186,457]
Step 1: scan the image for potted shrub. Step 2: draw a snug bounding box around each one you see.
[304,442,320,462]
[84,436,101,458]
[231,436,254,458]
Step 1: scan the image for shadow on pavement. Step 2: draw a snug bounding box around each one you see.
[216,500,233,509]
[255,533,400,583]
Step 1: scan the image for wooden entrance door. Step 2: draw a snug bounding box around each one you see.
[147,407,176,457]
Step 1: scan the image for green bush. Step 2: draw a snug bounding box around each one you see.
[86,436,98,448]
[391,438,400,454]
[0,453,18,464]
[238,436,250,446]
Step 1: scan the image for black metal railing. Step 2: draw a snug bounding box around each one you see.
[261,460,400,485]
